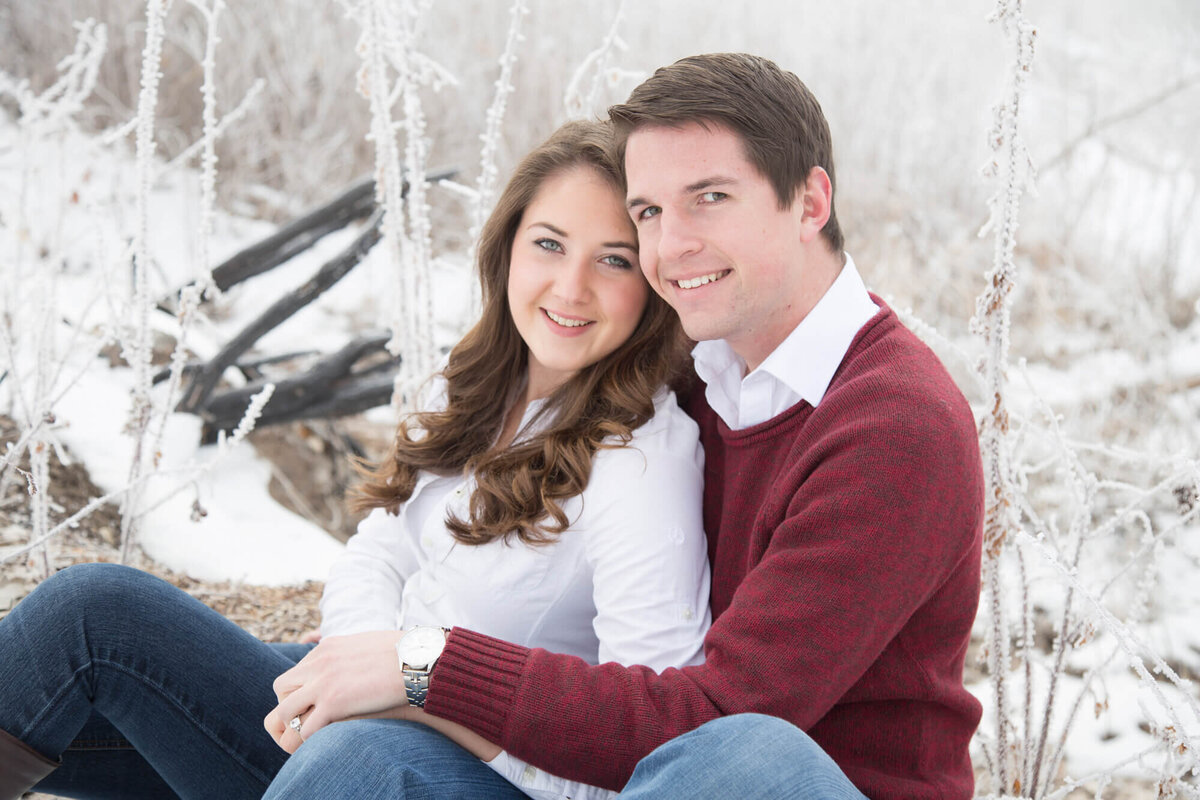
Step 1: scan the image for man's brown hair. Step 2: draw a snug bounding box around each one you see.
[609,52,844,254]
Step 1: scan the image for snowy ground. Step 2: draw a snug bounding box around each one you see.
[1,115,478,585]
[3,73,1199,800]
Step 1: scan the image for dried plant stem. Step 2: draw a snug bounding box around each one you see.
[562,0,629,119]
[971,0,1037,793]
[119,0,169,563]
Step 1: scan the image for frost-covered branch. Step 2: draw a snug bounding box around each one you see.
[151,0,226,480]
[563,0,629,120]
[971,1,1037,794]
[470,0,529,243]
[185,0,226,300]
[119,0,170,563]
[344,0,444,409]
[0,19,107,133]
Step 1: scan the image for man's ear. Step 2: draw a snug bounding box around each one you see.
[796,166,833,244]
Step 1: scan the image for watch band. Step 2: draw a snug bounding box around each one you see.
[397,627,450,709]
[401,668,431,708]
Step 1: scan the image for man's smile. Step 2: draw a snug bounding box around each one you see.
[672,270,731,290]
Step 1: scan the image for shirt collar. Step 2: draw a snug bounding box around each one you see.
[692,253,878,423]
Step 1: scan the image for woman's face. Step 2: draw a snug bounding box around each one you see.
[507,166,649,400]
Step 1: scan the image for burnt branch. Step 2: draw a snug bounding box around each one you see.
[199,333,399,443]
[208,176,376,294]
[162,167,457,307]
[179,208,384,414]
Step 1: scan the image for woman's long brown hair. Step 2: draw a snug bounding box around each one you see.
[351,120,689,545]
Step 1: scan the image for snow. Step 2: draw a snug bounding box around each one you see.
[3,3,1200,791]
[51,358,343,585]
[1,116,478,585]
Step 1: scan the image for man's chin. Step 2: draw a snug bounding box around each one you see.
[678,318,729,345]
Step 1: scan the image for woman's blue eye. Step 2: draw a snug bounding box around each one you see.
[637,206,661,221]
[535,238,564,253]
[601,255,633,270]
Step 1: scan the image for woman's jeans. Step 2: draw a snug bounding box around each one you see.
[1,563,866,799]
[0,563,314,799]
[264,713,868,800]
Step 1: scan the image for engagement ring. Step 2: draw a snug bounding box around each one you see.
[288,716,303,736]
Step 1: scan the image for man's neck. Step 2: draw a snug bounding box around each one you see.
[734,248,845,373]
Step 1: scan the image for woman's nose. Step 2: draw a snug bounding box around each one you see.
[552,258,592,304]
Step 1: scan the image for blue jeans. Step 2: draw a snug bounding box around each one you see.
[619,714,868,799]
[3,564,865,799]
[267,713,866,799]
[0,563,315,799]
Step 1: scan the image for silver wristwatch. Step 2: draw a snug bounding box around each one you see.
[395,626,449,708]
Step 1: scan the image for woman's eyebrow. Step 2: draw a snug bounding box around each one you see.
[529,221,568,236]
[530,222,635,251]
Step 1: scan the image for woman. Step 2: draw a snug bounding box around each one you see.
[0,120,710,800]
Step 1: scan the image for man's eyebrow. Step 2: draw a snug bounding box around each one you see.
[626,176,739,210]
[684,176,737,194]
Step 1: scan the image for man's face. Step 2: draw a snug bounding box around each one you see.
[624,122,816,371]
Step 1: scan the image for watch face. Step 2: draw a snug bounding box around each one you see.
[398,626,445,668]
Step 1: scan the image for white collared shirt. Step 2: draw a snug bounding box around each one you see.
[319,379,711,800]
[691,253,879,429]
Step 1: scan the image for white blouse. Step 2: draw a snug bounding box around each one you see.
[319,381,712,800]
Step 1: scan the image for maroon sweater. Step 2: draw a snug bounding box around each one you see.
[426,304,984,799]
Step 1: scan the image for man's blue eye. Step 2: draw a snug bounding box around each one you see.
[700,191,727,203]
[637,206,661,221]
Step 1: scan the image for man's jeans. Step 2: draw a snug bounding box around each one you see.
[265,712,868,800]
[1,563,865,799]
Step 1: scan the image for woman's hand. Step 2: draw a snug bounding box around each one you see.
[264,630,409,753]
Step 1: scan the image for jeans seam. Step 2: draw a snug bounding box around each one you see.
[65,738,135,750]
[26,656,274,789]
[21,661,93,740]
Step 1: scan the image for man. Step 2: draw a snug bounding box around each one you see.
[268,53,983,799]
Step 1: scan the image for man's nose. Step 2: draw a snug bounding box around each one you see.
[656,212,702,262]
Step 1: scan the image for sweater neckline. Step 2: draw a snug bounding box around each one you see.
[711,299,895,443]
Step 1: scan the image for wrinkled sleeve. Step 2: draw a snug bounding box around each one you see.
[319,506,417,636]
[584,405,710,670]
[319,370,448,636]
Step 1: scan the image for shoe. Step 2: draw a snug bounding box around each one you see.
[0,726,59,800]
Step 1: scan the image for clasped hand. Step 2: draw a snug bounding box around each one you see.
[263,630,411,753]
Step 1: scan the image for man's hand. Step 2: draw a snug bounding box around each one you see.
[264,630,409,753]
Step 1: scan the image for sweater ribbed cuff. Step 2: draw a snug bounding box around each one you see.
[424,627,531,742]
